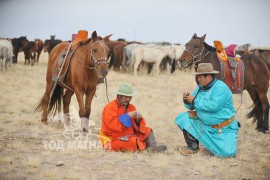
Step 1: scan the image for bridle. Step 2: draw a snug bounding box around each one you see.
[76,39,110,102]
[183,43,210,67]
[77,40,109,70]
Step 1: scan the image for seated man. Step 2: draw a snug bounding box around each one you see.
[174,63,239,158]
[100,83,166,152]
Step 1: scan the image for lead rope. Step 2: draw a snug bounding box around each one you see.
[236,92,243,113]
[105,77,110,102]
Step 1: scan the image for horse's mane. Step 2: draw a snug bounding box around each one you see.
[204,42,216,52]
[81,36,103,45]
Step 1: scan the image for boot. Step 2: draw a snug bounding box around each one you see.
[144,130,166,152]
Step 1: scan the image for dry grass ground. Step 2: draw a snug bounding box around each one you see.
[0,52,269,179]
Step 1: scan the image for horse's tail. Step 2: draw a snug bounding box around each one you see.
[48,84,63,115]
[246,92,261,125]
[34,84,63,115]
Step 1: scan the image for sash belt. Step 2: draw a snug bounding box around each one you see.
[211,116,235,129]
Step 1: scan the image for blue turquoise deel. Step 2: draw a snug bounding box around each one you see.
[175,79,239,158]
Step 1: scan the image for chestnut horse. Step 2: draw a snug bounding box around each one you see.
[35,31,112,132]
[34,39,44,62]
[179,34,270,133]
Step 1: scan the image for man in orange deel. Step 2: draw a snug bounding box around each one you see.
[100,83,166,152]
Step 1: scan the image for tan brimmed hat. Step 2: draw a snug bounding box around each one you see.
[113,83,138,97]
[193,63,219,75]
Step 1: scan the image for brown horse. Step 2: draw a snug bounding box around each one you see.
[251,49,270,70]
[179,33,270,133]
[35,31,112,132]
[11,36,28,63]
[34,39,44,62]
[43,36,62,54]
[23,41,36,65]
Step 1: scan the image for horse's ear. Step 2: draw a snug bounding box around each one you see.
[201,34,206,41]
[192,33,197,38]
[91,31,98,41]
[104,34,113,43]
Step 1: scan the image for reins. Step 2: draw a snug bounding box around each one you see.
[105,77,110,103]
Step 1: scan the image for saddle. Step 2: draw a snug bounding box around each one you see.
[214,41,245,94]
[52,44,77,89]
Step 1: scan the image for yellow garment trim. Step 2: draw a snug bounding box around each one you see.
[99,131,112,145]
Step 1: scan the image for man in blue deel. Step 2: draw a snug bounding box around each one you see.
[174,63,239,158]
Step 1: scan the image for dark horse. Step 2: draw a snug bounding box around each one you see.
[35,31,112,132]
[43,36,62,54]
[11,36,29,63]
[179,34,270,133]
[23,41,36,65]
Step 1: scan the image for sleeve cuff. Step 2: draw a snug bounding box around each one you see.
[119,114,133,127]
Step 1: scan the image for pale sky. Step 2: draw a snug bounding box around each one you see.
[0,0,270,47]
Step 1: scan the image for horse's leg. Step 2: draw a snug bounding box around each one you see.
[257,89,269,131]
[40,84,52,125]
[74,90,88,133]
[166,61,170,74]
[156,59,162,76]
[7,58,11,70]
[85,89,96,133]
[37,52,40,62]
[133,57,141,76]
[4,58,8,71]
[63,90,74,126]
[2,57,6,72]
[246,87,264,132]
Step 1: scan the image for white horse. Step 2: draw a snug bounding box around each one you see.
[123,43,143,71]
[130,45,176,76]
[0,40,13,72]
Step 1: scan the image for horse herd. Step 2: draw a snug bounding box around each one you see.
[0,35,62,70]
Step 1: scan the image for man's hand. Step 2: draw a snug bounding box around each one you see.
[127,110,142,122]
[127,111,139,118]
[183,92,194,104]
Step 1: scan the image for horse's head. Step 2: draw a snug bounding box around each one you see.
[43,40,51,52]
[179,33,206,68]
[50,35,56,40]
[89,31,112,78]
[19,36,29,48]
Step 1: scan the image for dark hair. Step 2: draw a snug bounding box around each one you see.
[201,74,215,78]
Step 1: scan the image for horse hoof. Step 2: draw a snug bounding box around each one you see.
[256,128,266,133]
[42,120,48,125]
[82,127,88,133]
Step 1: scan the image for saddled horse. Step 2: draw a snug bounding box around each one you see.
[11,36,28,63]
[43,36,62,54]
[35,31,112,132]
[34,39,44,62]
[0,40,13,72]
[179,33,270,133]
